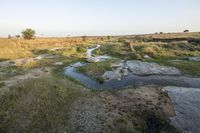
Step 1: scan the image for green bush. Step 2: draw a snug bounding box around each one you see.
[21,28,36,39]
[142,46,160,57]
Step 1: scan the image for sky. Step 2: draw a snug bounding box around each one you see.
[0,0,200,37]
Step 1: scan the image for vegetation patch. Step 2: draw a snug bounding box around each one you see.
[147,58,200,76]
[0,77,84,133]
[94,43,141,60]
[77,59,118,80]
[0,81,5,87]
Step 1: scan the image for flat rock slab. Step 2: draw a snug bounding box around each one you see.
[163,86,200,133]
[52,62,63,66]
[188,57,200,62]
[127,60,181,75]
[102,71,121,81]
[0,60,15,68]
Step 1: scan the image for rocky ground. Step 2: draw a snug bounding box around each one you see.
[163,86,200,133]
[69,86,178,133]
[0,54,62,92]
[188,56,200,62]
[102,60,181,81]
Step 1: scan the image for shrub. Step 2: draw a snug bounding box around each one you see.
[77,46,87,53]
[21,28,36,39]
[8,35,11,39]
[107,36,111,40]
[0,81,5,87]
[142,46,160,57]
[82,36,87,41]
[15,35,20,38]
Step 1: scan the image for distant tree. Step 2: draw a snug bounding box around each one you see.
[184,30,189,33]
[107,35,111,40]
[160,32,163,34]
[8,34,11,39]
[21,28,35,39]
[118,38,124,42]
[15,35,20,38]
[82,36,87,41]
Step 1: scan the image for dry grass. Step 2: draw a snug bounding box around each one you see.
[0,37,104,60]
[0,77,84,133]
[140,32,200,39]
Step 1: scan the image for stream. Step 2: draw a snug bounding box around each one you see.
[64,64,200,89]
[64,45,200,89]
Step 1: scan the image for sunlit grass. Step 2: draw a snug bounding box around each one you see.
[0,77,84,133]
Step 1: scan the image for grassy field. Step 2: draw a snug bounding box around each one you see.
[95,32,200,59]
[0,77,84,133]
[0,37,105,60]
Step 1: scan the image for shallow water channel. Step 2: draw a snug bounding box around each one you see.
[64,45,200,89]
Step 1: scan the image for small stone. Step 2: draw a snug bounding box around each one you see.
[144,55,151,59]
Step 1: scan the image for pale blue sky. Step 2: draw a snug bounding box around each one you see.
[0,0,200,37]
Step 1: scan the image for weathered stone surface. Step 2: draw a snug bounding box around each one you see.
[143,55,151,59]
[35,54,60,60]
[52,62,63,66]
[102,71,121,81]
[0,72,6,79]
[163,86,200,133]
[13,58,36,66]
[0,60,12,67]
[70,62,85,67]
[86,57,100,63]
[188,57,200,62]
[126,60,181,75]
